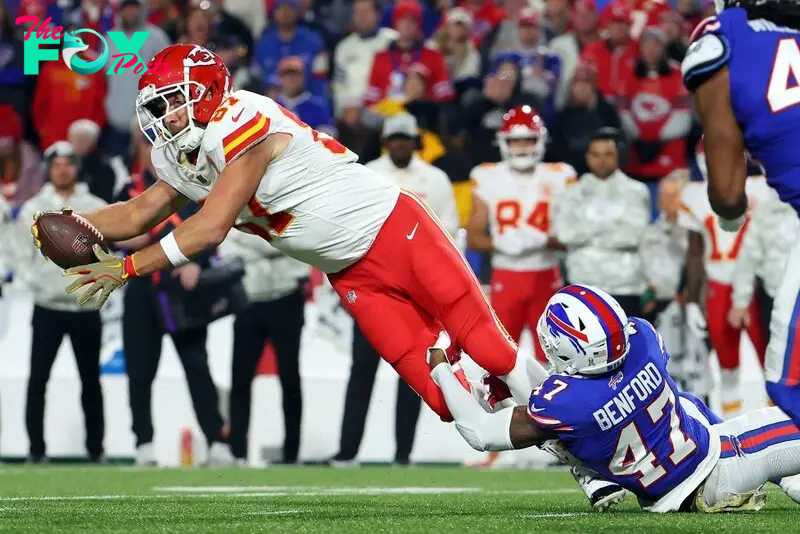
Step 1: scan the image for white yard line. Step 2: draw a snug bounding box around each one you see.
[245,510,302,516]
[0,486,581,502]
[153,486,484,495]
[522,513,589,518]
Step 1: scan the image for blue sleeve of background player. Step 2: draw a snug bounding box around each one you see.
[527,375,580,434]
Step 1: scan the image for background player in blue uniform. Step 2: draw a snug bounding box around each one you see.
[429,284,800,512]
[681,0,800,425]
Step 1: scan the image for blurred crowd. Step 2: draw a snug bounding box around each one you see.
[0,0,712,211]
[0,0,780,466]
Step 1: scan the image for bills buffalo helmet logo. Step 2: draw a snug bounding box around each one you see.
[545,302,588,355]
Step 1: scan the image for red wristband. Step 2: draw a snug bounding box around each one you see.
[123,255,139,279]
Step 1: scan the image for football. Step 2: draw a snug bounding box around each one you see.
[34,209,109,269]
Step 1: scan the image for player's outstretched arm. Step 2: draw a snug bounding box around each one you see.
[124,139,272,277]
[428,349,549,451]
[62,138,274,309]
[693,68,748,226]
[80,180,189,242]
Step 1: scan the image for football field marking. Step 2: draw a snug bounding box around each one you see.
[0,487,581,502]
[153,486,485,495]
[245,510,301,516]
[523,513,589,518]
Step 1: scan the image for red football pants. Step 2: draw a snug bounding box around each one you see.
[328,191,519,421]
[707,279,767,370]
[490,267,562,363]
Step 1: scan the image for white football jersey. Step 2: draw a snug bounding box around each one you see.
[678,176,770,284]
[471,161,576,271]
[151,90,400,273]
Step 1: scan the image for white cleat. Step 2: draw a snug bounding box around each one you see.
[571,466,627,512]
[135,443,157,467]
[207,442,235,467]
[780,474,800,504]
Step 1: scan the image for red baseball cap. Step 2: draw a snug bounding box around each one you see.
[0,106,22,148]
[518,7,541,26]
[609,2,632,23]
[393,0,423,27]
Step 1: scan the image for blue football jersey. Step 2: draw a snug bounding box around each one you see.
[683,9,800,211]
[527,318,714,503]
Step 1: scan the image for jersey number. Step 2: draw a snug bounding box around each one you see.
[767,38,800,113]
[532,379,569,401]
[236,197,295,242]
[704,214,750,261]
[209,96,240,123]
[609,385,697,489]
[497,200,549,234]
[276,103,348,155]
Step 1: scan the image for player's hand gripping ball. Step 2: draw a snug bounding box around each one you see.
[31,208,109,269]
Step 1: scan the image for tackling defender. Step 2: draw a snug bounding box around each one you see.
[681,0,800,424]
[429,284,800,512]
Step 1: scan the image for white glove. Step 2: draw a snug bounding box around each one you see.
[685,302,707,339]
[493,227,547,256]
[719,213,746,232]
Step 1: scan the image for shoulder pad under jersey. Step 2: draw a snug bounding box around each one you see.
[682,17,730,92]
[203,93,274,172]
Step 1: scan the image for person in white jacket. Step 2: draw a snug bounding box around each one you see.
[218,231,310,464]
[554,128,651,316]
[327,112,459,466]
[729,188,800,345]
[15,142,108,463]
[0,194,11,291]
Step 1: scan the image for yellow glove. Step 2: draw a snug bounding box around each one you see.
[64,245,139,309]
[31,207,75,261]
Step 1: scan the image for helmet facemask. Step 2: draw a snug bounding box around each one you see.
[498,131,547,172]
[136,80,208,153]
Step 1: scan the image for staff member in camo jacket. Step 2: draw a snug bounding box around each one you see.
[554,128,651,317]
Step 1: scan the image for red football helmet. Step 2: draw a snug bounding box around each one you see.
[496,105,548,171]
[136,44,232,152]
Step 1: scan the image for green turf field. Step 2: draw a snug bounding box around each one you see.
[0,465,797,532]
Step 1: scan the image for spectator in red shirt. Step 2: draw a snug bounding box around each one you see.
[580,2,638,101]
[550,0,600,109]
[599,0,672,39]
[364,0,454,105]
[677,0,715,41]
[31,42,107,152]
[457,0,505,47]
[616,25,691,214]
[660,9,688,62]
